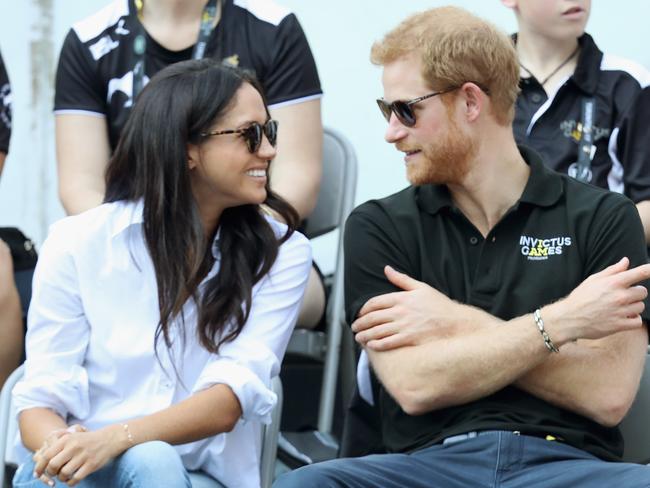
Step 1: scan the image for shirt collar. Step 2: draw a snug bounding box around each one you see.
[570,33,603,95]
[517,145,564,207]
[109,199,222,260]
[110,199,144,238]
[512,32,602,96]
[416,145,563,216]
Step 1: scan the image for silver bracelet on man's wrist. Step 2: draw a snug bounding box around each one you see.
[533,308,559,353]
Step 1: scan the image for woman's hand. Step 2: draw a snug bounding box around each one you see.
[32,425,86,487]
[33,424,129,487]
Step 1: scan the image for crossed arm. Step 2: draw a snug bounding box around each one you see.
[354,261,650,426]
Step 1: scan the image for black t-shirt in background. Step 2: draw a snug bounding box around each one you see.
[54,0,322,151]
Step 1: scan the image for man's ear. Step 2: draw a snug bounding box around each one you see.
[459,82,484,123]
[187,144,199,170]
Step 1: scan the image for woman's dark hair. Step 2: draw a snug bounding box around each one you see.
[105,58,299,353]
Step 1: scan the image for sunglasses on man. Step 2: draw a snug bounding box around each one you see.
[202,119,278,153]
[377,83,489,127]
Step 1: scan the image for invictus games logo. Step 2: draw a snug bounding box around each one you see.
[520,235,572,261]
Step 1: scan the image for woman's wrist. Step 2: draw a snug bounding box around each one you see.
[102,423,135,456]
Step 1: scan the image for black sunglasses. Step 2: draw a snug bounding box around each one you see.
[202,119,278,153]
[376,88,459,127]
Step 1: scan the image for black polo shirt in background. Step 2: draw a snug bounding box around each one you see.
[513,33,650,203]
[344,147,650,461]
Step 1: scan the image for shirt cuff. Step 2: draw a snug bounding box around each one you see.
[12,366,90,421]
[192,359,276,424]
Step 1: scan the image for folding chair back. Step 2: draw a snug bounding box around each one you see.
[620,349,650,463]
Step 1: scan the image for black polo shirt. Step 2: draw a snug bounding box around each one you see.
[344,147,650,461]
[513,33,650,203]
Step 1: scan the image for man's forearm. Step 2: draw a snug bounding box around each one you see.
[513,327,648,426]
[367,311,563,415]
[370,300,647,424]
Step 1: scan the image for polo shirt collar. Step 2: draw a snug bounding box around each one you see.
[517,145,564,207]
[415,183,453,215]
[571,33,603,96]
[416,145,563,215]
[511,32,602,96]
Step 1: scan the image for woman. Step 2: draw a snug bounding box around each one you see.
[55,0,325,330]
[12,59,312,488]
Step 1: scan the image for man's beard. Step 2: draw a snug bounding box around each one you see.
[406,119,477,186]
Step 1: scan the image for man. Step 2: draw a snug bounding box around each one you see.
[503,0,650,243]
[274,7,650,487]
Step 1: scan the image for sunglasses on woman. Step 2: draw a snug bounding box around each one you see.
[202,119,279,153]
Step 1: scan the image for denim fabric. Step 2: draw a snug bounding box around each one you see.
[12,441,224,488]
[273,431,650,488]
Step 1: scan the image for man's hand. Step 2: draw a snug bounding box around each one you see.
[351,266,491,351]
[548,257,650,342]
[33,424,126,487]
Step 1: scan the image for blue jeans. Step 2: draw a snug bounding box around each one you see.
[273,431,650,488]
[12,441,224,488]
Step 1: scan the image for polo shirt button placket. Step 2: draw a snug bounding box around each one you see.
[469,236,479,245]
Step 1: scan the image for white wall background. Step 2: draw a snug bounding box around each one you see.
[1,0,649,271]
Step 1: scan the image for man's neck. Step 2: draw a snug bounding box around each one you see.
[447,134,530,238]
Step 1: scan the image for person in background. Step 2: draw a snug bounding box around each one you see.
[0,239,22,388]
[0,47,12,176]
[12,59,311,488]
[503,0,650,242]
[275,7,650,487]
[54,0,324,328]
[0,48,23,388]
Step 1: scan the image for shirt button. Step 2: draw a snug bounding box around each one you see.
[531,93,543,104]
[469,236,479,245]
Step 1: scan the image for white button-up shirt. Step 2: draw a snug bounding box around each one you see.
[13,200,312,488]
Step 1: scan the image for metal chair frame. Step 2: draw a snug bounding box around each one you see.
[285,126,358,434]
